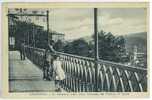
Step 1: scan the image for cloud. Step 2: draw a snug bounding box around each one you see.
[30,8,147,40]
[10,8,146,40]
[97,8,147,36]
[48,8,94,40]
[108,18,123,25]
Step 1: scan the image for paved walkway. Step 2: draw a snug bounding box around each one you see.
[9,51,56,92]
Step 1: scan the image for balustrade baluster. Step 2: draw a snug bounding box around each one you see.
[116,68,125,92]
[109,67,117,92]
[22,45,147,92]
[124,70,133,92]
[98,71,103,92]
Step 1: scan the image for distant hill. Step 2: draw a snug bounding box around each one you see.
[124,32,147,53]
[66,32,147,54]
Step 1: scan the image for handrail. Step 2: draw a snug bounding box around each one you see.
[98,60,147,74]
[24,45,147,74]
[56,51,94,61]
[56,51,147,74]
[24,45,45,52]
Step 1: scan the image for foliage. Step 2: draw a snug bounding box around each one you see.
[63,38,91,57]
[11,21,48,49]
[63,30,129,63]
[10,19,129,63]
[124,32,147,53]
[96,30,127,62]
[54,40,65,52]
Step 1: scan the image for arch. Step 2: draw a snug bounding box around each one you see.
[73,63,77,77]
[102,73,110,92]
[98,71,103,91]
[79,63,84,80]
[108,67,117,92]
[116,78,125,92]
[109,75,117,92]
[87,68,93,91]
[123,70,133,92]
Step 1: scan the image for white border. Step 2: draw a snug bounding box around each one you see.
[0,0,151,100]
[0,0,149,2]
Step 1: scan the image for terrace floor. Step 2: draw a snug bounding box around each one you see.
[9,51,56,92]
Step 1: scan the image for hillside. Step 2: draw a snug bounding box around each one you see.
[124,32,147,53]
[66,32,147,54]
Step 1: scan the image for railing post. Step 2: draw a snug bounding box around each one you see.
[46,10,50,44]
[94,8,99,92]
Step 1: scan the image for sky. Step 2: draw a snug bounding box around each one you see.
[10,8,147,40]
[48,8,147,40]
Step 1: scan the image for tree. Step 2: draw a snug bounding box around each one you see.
[63,38,90,57]
[63,30,128,63]
[97,30,128,62]
[54,40,65,52]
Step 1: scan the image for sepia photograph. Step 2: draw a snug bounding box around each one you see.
[1,2,149,98]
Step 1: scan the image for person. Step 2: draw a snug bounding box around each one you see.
[43,49,50,80]
[21,42,25,60]
[53,54,65,92]
[19,42,25,60]
[48,40,55,53]
[43,40,55,80]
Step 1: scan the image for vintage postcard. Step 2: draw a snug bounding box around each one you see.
[1,2,149,98]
